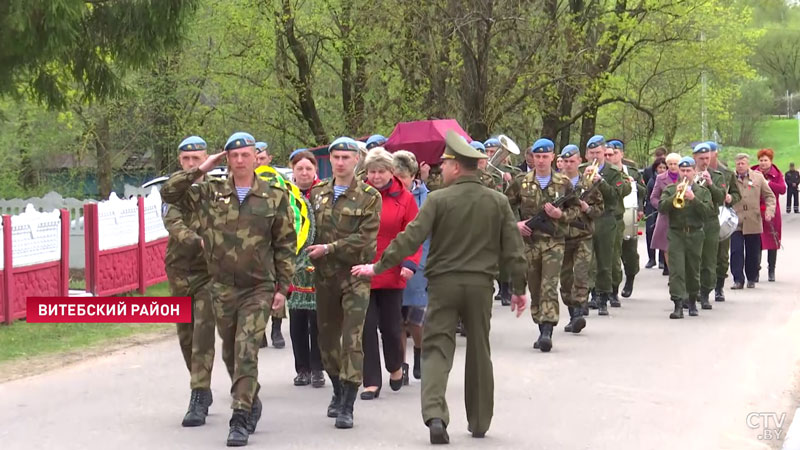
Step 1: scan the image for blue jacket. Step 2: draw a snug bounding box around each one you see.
[402,180,430,307]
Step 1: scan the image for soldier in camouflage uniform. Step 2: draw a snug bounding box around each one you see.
[306,137,381,430]
[708,142,741,301]
[163,136,216,428]
[352,130,528,443]
[507,138,580,352]
[161,131,296,447]
[558,145,604,333]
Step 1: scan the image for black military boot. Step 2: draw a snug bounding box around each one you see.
[597,293,609,316]
[226,409,250,447]
[621,276,634,298]
[565,307,586,334]
[327,375,343,418]
[500,282,512,306]
[533,323,543,349]
[335,381,358,429]
[687,296,699,317]
[182,388,213,427]
[245,396,262,434]
[428,418,450,444]
[609,287,621,307]
[413,347,421,380]
[270,318,285,349]
[768,266,775,282]
[714,278,726,302]
[538,323,553,352]
[699,291,712,310]
[669,300,684,319]
[564,307,575,333]
[588,289,598,309]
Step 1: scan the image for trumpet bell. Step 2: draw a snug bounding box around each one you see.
[497,134,520,155]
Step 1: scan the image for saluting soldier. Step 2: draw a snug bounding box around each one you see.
[161,132,297,447]
[707,141,741,301]
[305,137,381,430]
[693,142,728,310]
[558,145,604,333]
[583,135,631,315]
[163,136,216,428]
[352,130,528,444]
[507,138,580,352]
[659,156,715,319]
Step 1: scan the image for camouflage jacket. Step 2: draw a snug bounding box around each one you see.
[479,169,498,190]
[163,195,206,274]
[310,177,381,277]
[506,171,581,242]
[160,168,296,295]
[564,176,605,240]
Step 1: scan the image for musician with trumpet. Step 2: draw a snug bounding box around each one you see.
[658,157,715,319]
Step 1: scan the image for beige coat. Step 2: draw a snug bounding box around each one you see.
[733,168,776,235]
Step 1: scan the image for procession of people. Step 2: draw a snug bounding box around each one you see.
[160,129,787,447]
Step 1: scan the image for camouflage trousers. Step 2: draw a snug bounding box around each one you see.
[210,281,272,411]
[168,270,215,390]
[559,237,592,308]
[314,272,370,386]
[526,238,565,324]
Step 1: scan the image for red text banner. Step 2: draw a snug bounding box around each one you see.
[25,297,191,323]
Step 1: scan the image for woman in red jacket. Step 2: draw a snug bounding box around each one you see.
[360,147,422,399]
[752,148,786,281]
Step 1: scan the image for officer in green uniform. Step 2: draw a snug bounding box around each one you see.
[506,138,580,352]
[161,132,297,447]
[558,145,604,332]
[659,156,715,319]
[163,136,216,428]
[692,142,727,310]
[607,140,647,299]
[306,137,381,430]
[351,130,528,444]
[583,135,631,315]
[708,141,741,301]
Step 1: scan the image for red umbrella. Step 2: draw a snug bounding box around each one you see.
[383,119,471,165]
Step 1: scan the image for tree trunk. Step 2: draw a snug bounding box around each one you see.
[579,105,597,152]
[95,115,112,199]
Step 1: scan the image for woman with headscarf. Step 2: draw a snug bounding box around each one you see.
[751,149,786,282]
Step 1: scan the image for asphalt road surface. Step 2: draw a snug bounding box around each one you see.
[1,215,799,450]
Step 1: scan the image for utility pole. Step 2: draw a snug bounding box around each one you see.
[701,32,707,141]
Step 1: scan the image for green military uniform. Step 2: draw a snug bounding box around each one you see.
[479,169,497,189]
[560,165,604,332]
[693,143,728,308]
[618,163,647,298]
[713,161,741,301]
[372,130,526,441]
[658,159,716,318]
[161,165,296,416]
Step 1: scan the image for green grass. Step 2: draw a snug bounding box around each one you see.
[719,118,800,171]
[0,282,173,363]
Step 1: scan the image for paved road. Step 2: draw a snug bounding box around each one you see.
[1,216,799,449]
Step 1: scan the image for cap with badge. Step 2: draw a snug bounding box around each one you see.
[706,141,719,151]
[560,144,580,159]
[366,134,387,150]
[289,148,308,160]
[692,142,711,154]
[469,141,486,153]
[224,132,256,151]
[443,130,488,161]
[329,136,360,152]
[255,142,269,153]
[586,135,605,149]
[607,139,624,151]
[530,138,555,153]
[484,138,501,149]
[178,136,207,152]
[678,156,696,168]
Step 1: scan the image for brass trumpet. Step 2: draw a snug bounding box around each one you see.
[673,177,689,209]
[487,134,521,175]
[694,171,708,186]
[583,159,600,184]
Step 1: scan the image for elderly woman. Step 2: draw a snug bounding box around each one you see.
[287,151,325,387]
[391,150,429,383]
[731,153,776,289]
[645,157,667,269]
[361,147,422,399]
[650,152,682,275]
[752,149,786,282]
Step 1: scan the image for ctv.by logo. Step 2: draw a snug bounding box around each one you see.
[746,412,787,440]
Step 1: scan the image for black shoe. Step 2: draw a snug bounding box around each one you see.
[428,418,450,444]
[662,266,669,276]
[402,363,410,386]
[226,409,250,447]
[259,334,268,348]
[688,299,699,317]
[327,375,342,418]
[467,424,485,438]
[564,307,575,333]
[587,289,598,309]
[731,282,744,290]
[294,372,311,386]
[581,304,589,316]
[335,381,358,429]
[270,319,285,349]
[609,288,621,307]
[768,269,775,282]
[747,281,756,288]
[597,294,609,316]
[669,300,684,319]
[359,388,380,400]
[621,277,634,298]
[413,347,421,380]
[715,279,726,302]
[658,261,665,270]
[564,307,586,334]
[311,370,325,388]
[699,292,712,310]
[389,374,403,392]
[645,259,656,269]
[538,323,553,352]
[182,388,213,427]
[533,323,542,349]
[245,396,262,434]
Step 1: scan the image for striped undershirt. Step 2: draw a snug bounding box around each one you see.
[235,187,250,204]
[333,185,348,202]
[535,175,551,189]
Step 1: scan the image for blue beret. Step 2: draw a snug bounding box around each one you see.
[484,138,501,149]
[560,144,580,159]
[706,141,719,151]
[531,138,555,153]
[255,142,268,153]
[224,132,256,151]
[607,139,624,150]
[469,141,486,153]
[366,134,387,149]
[692,142,711,154]
[678,156,696,168]
[586,135,605,149]
[329,137,360,152]
[178,136,207,152]
[289,148,308,160]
